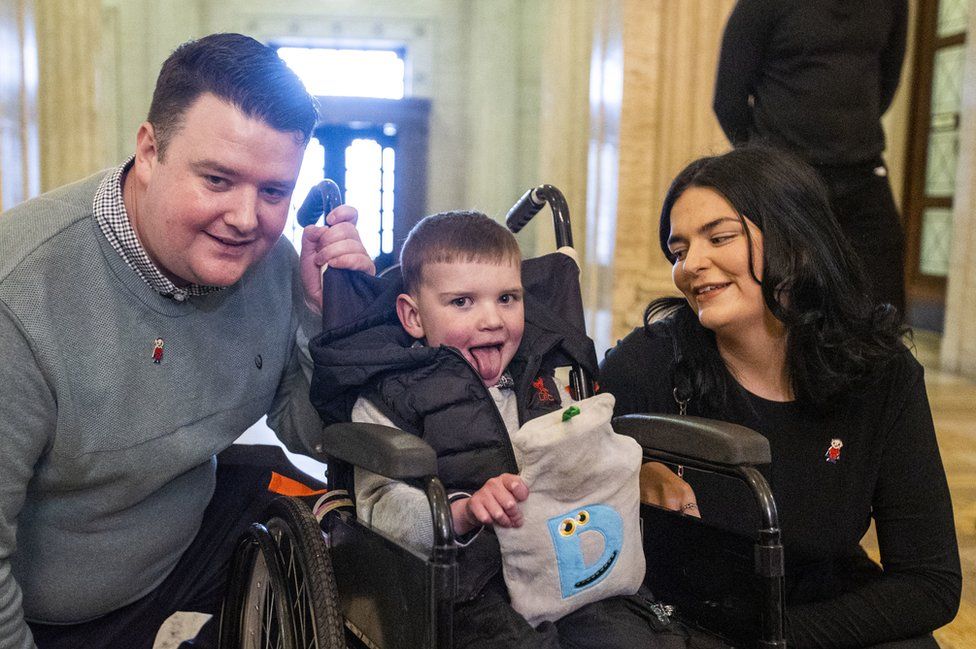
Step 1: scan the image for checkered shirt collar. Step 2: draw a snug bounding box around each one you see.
[93,156,222,302]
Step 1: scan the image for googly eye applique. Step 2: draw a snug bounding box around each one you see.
[548,504,622,598]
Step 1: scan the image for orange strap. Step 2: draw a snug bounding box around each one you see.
[267,471,327,497]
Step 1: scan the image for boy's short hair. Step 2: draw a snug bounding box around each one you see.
[148,33,317,158]
[400,211,521,294]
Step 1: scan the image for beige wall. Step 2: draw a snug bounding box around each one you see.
[6,0,976,376]
[94,0,551,241]
[35,0,104,191]
[15,0,593,275]
[98,0,206,167]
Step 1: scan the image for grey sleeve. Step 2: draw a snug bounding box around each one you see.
[0,304,51,649]
[351,399,434,551]
[266,265,324,457]
[265,341,323,456]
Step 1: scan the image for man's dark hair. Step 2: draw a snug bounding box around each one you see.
[400,211,522,295]
[147,33,317,157]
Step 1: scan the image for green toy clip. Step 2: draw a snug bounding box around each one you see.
[561,405,581,422]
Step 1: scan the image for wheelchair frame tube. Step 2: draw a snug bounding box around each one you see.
[739,466,786,649]
[643,452,786,648]
[505,185,594,400]
[425,476,456,649]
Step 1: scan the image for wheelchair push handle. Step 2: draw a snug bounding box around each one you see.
[506,184,592,400]
[296,178,343,227]
[505,184,574,249]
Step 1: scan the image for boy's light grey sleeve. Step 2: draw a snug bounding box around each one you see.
[351,398,434,550]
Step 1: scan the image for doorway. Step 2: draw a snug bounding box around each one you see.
[275,45,430,273]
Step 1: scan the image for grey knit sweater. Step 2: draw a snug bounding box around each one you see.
[0,172,322,647]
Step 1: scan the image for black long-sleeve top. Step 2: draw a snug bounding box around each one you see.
[713,0,908,166]
[600,323,961,648]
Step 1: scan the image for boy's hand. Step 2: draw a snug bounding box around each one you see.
[451,474,529,535]
[299,205,375,314]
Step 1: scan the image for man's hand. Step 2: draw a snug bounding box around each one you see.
[451,474,529,535]
[639,461,700,518]
[299,205,375,314]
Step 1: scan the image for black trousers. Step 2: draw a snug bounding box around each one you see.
[814,160,906,317]
[452,574,725,649]
[27,445,326,649]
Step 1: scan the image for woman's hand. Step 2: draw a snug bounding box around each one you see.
[640,462,700,518]
[451,473,529,535]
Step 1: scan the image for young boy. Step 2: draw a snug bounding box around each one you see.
[311,212,689,648]
[354,211,537,549]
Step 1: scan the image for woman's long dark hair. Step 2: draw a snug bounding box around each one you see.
[647,147,905,413]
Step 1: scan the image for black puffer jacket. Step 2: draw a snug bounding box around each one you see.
[308,253,597,599]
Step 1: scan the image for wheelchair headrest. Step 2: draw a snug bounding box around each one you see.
[317,252,598,375]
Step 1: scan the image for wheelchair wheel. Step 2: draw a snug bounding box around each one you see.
[219,522,298,649]
[264,496,345,649]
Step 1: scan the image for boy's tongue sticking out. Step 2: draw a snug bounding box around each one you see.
[469,344,503,384]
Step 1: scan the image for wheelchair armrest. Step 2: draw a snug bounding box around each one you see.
[612,414,770,466]
[318,422,438,480]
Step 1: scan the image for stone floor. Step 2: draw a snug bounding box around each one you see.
[911,331,975,649]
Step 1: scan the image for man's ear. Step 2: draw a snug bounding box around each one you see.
[396,293,425,339]
[132,122,159,186]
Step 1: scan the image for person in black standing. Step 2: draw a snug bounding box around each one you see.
[713,0,909,316]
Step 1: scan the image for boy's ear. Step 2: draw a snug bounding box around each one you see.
[396,293,425,339]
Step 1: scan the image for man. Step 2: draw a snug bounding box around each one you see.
[713,0,908,315]
[0,33,373,648]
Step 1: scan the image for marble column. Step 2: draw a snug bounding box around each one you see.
[940,0,976,379]
[34,0,104,191]
[582,0,623,355]
[610,0,734,340]
[533,0,594,261]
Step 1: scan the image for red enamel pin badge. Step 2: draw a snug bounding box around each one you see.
[152,338,165,364]
[825,438,843,463]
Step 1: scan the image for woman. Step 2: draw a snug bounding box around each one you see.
[600,147,960,648]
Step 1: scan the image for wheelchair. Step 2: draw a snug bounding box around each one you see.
[216,182,786,649]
